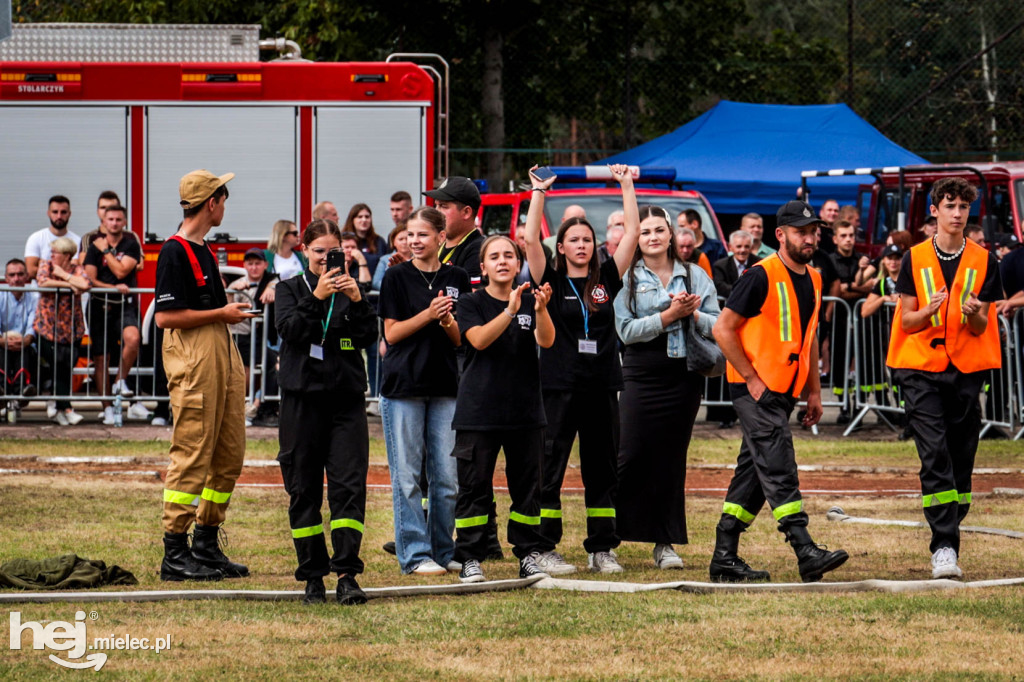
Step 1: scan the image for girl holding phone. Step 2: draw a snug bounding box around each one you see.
[521,163,639,575]
[613,205,721,570]
[378,207,470,576]
[452,235,555,583]
[275,219,379,605]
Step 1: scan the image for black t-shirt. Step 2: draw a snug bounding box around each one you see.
[84,233,141,288]
[895,247,1002,302]
[155,238,228,312]
[725,262,817,398]
[439,229,483,288]
[535,258,623,391]
[831,251,861,286]
[810,249,839,297]
[453,289,545,430]
[378,261,471,398]
[1000,248,1024,297]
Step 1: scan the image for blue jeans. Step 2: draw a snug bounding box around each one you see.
[381,395,458,573]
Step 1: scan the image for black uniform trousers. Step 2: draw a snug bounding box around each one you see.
[892,367,983,554]
[718,391,809,535]
[539,389,620,553]
[453,428,546,561]
[278,390,368,580]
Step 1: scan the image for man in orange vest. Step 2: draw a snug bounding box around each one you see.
[886,177,1002,579]
[710,200,849,583]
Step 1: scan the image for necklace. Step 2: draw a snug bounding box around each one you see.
[415,263,441,289]
[932,236,965,262]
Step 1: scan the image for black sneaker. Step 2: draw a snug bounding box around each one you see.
[303,577,326,604]
[459,559,486,584]
[382,541,397,555]
[336,574,367,605]
[795,543,849,583]
[519,552,551,579]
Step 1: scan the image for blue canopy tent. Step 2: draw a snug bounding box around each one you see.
[603,100,927,215]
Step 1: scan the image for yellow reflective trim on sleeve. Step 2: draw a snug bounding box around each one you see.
[330,518,365,534]
[921,267,941,327]
[922,489,959,507]
[959,492,972,505]
[163,489,200,506]
[585,508,616,518]
[509,511,541,526]
[291,524,324,539]
[540,508,563,519]
[960,268,977,323]
[777,281,792,342]
[772,500,803,520]
[455,515,489,529]
[722,502,756,524]
[200,488,231,504]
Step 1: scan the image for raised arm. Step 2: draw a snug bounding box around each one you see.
[524,165,557,285]
[610,164,639,276]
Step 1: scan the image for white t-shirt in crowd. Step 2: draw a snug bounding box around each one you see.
[273,252,303,281]
[24,228,82,262]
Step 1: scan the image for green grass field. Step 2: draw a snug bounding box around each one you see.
[2,438,1024,679]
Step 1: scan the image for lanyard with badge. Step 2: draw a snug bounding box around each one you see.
[438,231,474,265]
[303,275,334,360]
[565,277,597,354]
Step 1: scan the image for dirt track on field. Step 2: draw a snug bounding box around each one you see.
[5,457,1024,497]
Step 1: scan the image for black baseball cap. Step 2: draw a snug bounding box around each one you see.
[244,247,266,261]
[881,244,903,258]
[423,177,481,211]
[777,200,826,228]
[996,233,1020,249]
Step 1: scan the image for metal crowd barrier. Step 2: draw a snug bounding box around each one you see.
[843,299,904,436]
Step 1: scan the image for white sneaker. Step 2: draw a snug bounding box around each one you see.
[411,559,448,576]
[127,402,151,420]
[366,401,381,417]
[111,379,134,397]
[588,551,624,574]
[653,543,684,570]
[245,402,259,419]
[931,546,963,579]
[53,410,70,426]
[65,410,84,426]
[151,416,168,427]
[446,560,462,573]
[46,400,57,419]
[533,550,577,575]
[102,406,116,425]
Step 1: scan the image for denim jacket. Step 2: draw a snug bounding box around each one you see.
[613,259,720,358]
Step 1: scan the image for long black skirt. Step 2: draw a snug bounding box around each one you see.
[617,340,704,545]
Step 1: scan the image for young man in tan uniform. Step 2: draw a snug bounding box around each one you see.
[154,170,256,581]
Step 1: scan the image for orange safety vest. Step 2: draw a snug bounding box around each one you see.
[696,251,712,279]
[725,254,822,397]
[886,239,1000,373]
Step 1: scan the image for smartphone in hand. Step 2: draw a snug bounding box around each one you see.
[530,166,557,183]
[326,250,345,274]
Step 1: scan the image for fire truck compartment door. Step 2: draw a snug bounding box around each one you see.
[147,106,297,241]
[0,106,127,263]
[315,106,426,232]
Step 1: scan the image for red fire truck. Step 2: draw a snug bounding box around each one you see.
[0,23,445,286]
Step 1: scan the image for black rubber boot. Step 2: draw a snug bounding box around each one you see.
[191,524,250,578]
[708,527,771,583]
[336,574,367,605]
[786,525,848,583]
[303,577,327,605]
[161,532,223,582]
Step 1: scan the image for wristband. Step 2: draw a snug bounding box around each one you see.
[503,308,515,319]
[440,315,455,328]
[532,188,546,194]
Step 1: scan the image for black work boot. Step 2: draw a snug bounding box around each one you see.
[191,524,250,578]
[161,532,223,582]
[709,527,771,583]
[302,577,327,605]
[336,574,367,605]
[785,525,848,583]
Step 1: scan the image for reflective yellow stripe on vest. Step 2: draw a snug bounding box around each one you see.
[292,524,324,539]
[509,511,541,525]
[777,281,792,342]
[722,502,756,524]
[921,267,941,327]
[586,508,616,518]
[959,268,977,323]
[540,508,562,519]
[922,489,959,507]
[163,489,200,506]
[331,518,364,534]
[200,488,231,504]
[455,515,489,529]
[772,499,803,521]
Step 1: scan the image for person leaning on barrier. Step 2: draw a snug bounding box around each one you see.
[0,259,39,398]
[275,218,379,605]
[860,244,905,415]
[886,177,1003,580]
[25,195,81,281]
[710,199,849,584]
[83,204,144,424]
[155,169,253,583]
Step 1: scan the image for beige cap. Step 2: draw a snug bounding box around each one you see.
[179,169,235,210]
